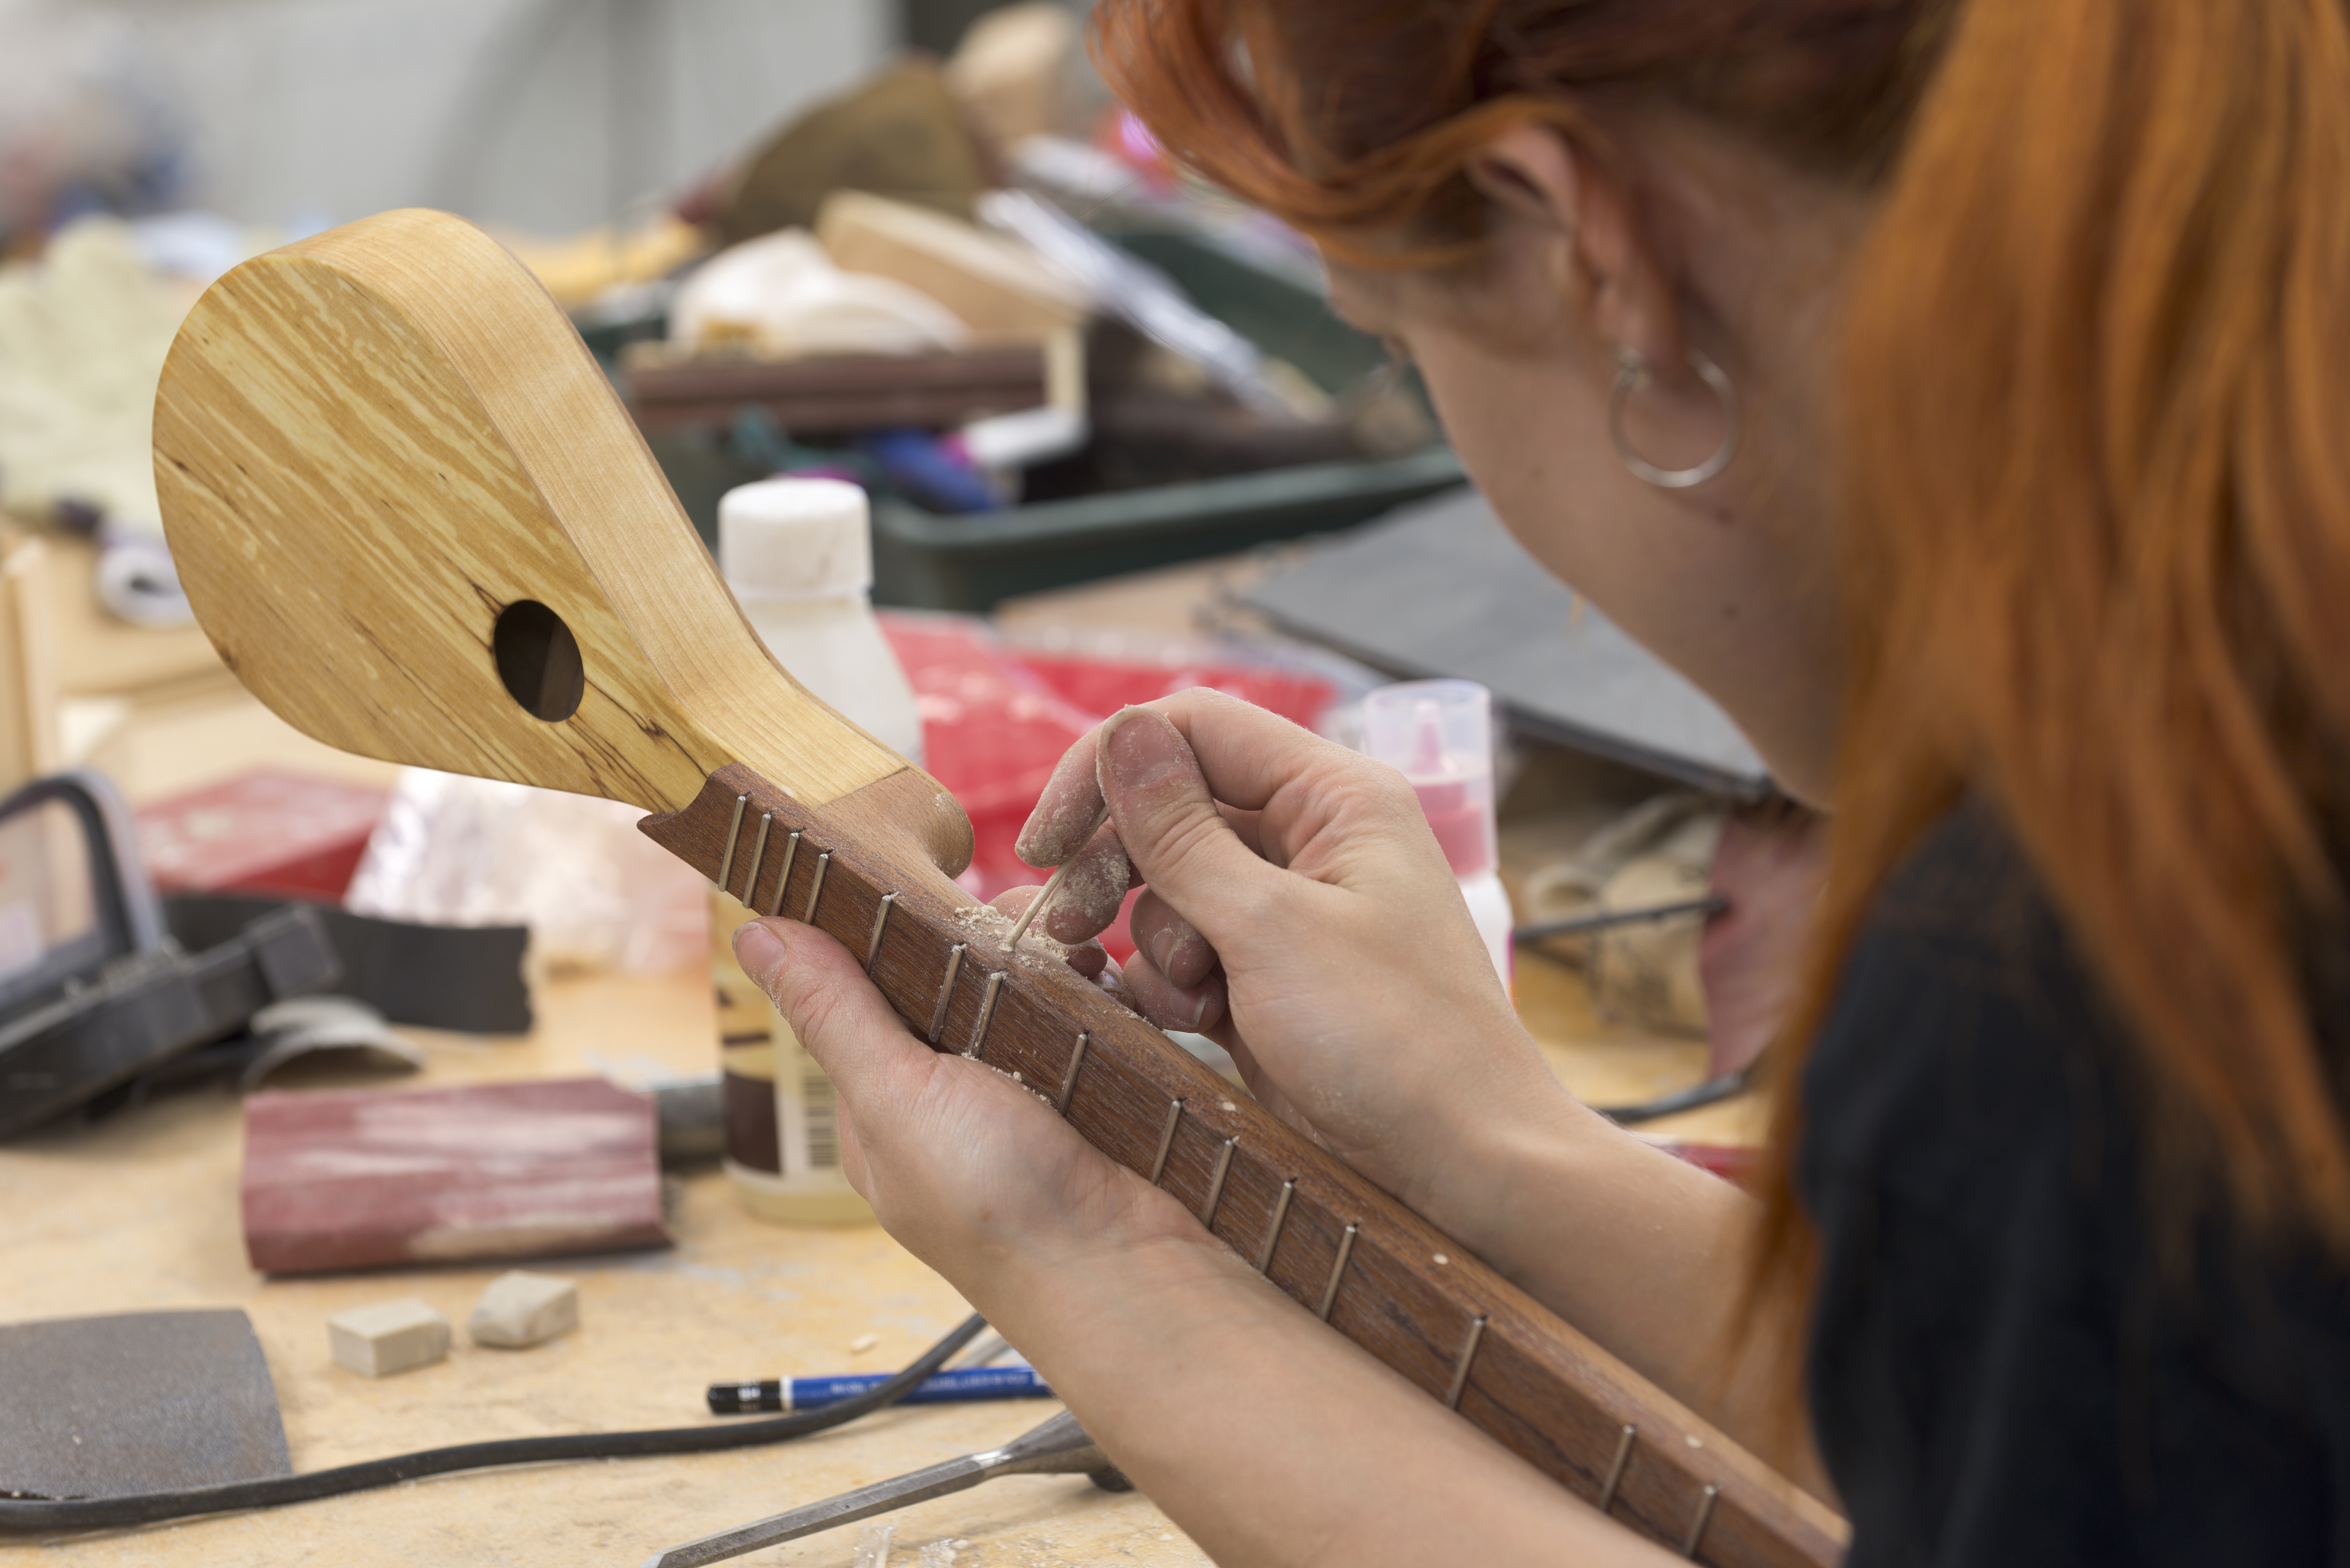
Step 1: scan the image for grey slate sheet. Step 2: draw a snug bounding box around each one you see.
[0,1308,292,1499]
[1241,487,1772,796]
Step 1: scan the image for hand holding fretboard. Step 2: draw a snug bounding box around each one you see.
[154,207,1846,1568]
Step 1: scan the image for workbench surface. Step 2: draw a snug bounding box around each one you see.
[0,933,1754,1568]
[1,542,1765,1567]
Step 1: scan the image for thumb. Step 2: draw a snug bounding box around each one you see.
[1096,706,1277,914]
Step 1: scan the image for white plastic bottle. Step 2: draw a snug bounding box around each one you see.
[711,479,924,1224]
[1362,680,1515,999]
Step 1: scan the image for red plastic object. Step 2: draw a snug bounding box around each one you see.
[876,614,1336,963]
[1014,651,1333,732]
[1650,1140,1760,1192]
[879,613,1098,896]
[135,770,390,901]
[241,1078,668,1274]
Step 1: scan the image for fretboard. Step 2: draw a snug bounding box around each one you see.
[643,765,1845,1568]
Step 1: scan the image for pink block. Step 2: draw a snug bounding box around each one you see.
[241,1078,669,1274]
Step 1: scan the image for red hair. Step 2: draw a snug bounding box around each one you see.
[1094,0,2350,1327]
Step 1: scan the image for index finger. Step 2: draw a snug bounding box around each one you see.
[1013,689,1355,868]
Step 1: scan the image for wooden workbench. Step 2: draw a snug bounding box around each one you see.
[0,555,1764,1568]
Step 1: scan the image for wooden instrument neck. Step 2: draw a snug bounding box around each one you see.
[641,765,1846,1568]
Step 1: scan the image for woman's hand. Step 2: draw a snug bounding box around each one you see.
[730,913,1204,1309]
[1005,689,1576,1227]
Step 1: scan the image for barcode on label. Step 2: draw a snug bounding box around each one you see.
[801,1061,841,1170]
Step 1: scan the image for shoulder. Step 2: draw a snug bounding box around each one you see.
[1797,801,2123,1220]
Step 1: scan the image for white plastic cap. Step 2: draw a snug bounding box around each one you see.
[1361,679,1497,879]
[718,478,873,602]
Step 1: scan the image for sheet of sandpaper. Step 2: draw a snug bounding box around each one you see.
[1241,487,1773,797]
[241,1077,669,1274]
[0,1308,291,1499]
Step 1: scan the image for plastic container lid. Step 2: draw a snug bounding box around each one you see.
[718,478,873,602]
[1361,679,1497,879]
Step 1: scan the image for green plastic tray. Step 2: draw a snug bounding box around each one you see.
[632,223,1459,609]
[870,446,1462,609]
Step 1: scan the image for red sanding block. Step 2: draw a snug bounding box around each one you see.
[136,770,390,901]
[241,1078,668,1274]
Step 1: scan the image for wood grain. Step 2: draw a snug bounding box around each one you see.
[153,207,940,827]
[153,209,1846,1566]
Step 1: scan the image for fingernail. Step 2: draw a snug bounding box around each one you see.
[1191,992,1210,1030]
[1150,927,1176,971]
[733,920,786,981]
[1103,708,1190,791]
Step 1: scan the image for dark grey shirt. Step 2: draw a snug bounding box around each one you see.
[1800,804,2350,1564]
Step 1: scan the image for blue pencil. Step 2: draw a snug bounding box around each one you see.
[706,1364,1052,1414]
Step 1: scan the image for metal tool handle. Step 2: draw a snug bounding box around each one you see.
[642,1411,1121,1568]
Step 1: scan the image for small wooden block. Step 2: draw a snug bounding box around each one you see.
[327,1299,450,1377]
[468,1271,579,1348]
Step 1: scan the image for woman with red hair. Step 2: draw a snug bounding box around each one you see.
[731,1,2350,1560]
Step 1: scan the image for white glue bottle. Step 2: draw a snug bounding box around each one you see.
[711,478,924,1225]
[1362,679,1514,999]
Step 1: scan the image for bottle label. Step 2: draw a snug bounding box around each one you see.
[777,1022,845,1179]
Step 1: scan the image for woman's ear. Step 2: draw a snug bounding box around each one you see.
[1464,123,1684,370]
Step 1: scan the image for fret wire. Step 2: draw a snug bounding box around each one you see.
[769,831,801,918]
[1317,1223,1360,1321]
[1199,1137,1238,1228]
[968,971,1007,1060]
[743,810,774,906]
[714,794,747,893]
[803,850,831,924]
[864,893,898,976]
[928,944,967,1044]
[1444,1315,1488,1411]
[1148,1099,1184,1185]
[1255,1179,1296,1274]
[1055,1032,1089,1115]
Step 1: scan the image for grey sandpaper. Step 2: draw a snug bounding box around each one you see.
[1241,487,1772,796]
[0,1308,292,1499]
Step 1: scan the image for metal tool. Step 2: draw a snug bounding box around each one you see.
[1510,894,1728,945]
[640,1409,1132,1568]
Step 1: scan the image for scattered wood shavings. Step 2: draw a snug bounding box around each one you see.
[853,1521,893,1567]
[1433,1253,1449,1265]
[850,1332,880,1354]
[1220,1100,1236,1112]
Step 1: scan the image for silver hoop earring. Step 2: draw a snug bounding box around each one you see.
[1609,347,1740,490]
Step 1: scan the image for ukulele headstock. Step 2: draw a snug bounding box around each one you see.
[154,207,944,839]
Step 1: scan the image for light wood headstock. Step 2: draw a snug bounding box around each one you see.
[154,207,968,873]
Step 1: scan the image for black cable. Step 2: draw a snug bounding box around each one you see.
[1593,1065,1756,1126]
[0,1314,987,1531]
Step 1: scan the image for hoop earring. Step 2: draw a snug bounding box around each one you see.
[1609,346,1740,490]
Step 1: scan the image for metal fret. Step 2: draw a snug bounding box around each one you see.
[1682,1485,1719,1558]
[803,851,831,924]
[968,970,1007,1060]
[769,831,801,917]
[744,811,774,906]
[864,893,898,976]
[1255,1179,1296,1273]
[1148,1099,1184,1185]
[1444,1315,1487,1410]
[1055,1032,1089,1115]
[1596,1425,1636,1515]
[928,944,966,1045]
[1199,1137,1237,1228]
[715,794,748,893]
[1317,1223,1359,1321]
